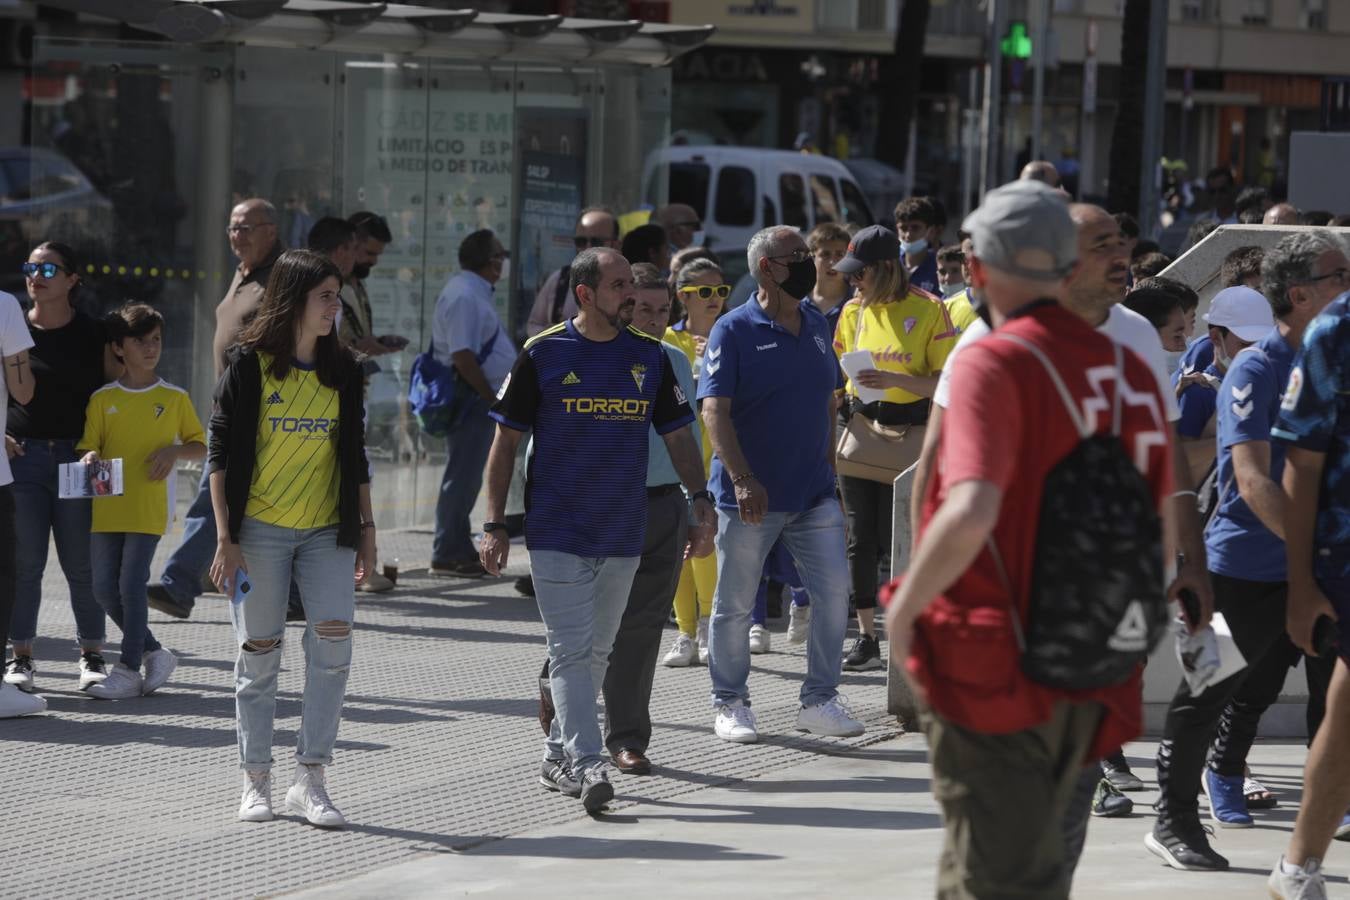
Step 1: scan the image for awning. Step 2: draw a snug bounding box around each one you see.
[38,1,715,67]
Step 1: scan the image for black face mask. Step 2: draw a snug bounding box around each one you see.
[776,258,817,300]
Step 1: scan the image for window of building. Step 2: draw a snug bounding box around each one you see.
[1179,0,1213,22]
[1301,0,1327,30]
[779,173,809,229]
[713,165,755,228]
[1239,0,1270,25]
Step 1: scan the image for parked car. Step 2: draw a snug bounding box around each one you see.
[643,145,874,282]
[0,146,114,296]
[843,157,908,226]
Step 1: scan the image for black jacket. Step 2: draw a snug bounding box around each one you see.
[208,347,370,548]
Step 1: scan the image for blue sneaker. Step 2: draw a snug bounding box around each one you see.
[1203,769,1253,828]
[1333,812,1350,842]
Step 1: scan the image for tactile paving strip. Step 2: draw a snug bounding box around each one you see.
[3,530,898,898]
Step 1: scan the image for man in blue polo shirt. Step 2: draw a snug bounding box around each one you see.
[700,225,863,744]
[479,247,714,813]
[1267,238,1350,898]
[1147,231,1350,873]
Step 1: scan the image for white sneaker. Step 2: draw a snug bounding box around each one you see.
[797,695,865,737]
[661,633,697,667]
[86,663,143,700]
[748,623,771,654]
[4,655,35,692]
[286,765,347,828]
[787,603,811,645]
[1269,855,1327,900]
[356,570,395,593]
[714,702,759,744]
[239,771,273,822]
[0,682,46,717]
[78,651,108,691]
[141,648,178,696]
[696,617,710,666]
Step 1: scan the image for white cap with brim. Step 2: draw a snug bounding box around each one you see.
[1204,285,1275,343]
[961,180,1078,282]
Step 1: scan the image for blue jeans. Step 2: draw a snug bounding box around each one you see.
[9,439,103,646]
[532,550,640,777]
[158,467,216,611]
[91,532,163,669]
[751,539,809,625]
[709,499,849,708]
[432,402,496,565]
[231,518,355,771]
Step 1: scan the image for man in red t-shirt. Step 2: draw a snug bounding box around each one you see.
[884,181,1173,898]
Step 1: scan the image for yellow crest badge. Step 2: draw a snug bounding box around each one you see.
[631,363,647,391]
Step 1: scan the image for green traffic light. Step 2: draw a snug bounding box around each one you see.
[1001,21,1032,59]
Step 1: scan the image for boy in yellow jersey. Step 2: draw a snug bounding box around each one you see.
[79,304,205,699]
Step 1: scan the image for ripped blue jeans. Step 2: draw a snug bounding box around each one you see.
[230,517,355,772]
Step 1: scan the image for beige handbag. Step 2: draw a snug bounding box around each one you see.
[835,305,926,484]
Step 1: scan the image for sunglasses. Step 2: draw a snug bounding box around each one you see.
[22,262,67,279]
[1300,268,1350,288]
[574,236,612,249]
[678,285,731,301]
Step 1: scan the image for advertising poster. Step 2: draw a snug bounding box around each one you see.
[512,108,588,339]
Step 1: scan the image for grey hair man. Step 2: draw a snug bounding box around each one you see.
[699,225,863,745]
[1020,160,1062,188]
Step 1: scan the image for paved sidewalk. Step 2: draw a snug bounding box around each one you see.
[3,530,896,898]
[292,737,1348,899]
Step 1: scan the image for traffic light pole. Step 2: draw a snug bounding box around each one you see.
[1137,0,1169,238]
[980,0,1007,198]
[1031,0,1048,161]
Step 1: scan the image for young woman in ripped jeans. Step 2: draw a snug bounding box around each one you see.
[208,250,376,829]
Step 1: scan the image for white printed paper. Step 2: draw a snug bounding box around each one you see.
[840,350,886,404]
[58,459,124,499]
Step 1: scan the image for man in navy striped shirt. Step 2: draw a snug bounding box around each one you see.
[479,247,714,813]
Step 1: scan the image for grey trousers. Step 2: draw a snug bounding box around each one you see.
[602,487,689,756]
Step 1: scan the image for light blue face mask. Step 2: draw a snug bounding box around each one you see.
[900,238,928,257]
[939,281,966,298]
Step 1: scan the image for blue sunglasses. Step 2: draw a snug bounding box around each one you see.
[22,262,67,279]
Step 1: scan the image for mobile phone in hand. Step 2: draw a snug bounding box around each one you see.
[1178,588,1201,628]
[1313,615,1339,657]
[231,568,251,606]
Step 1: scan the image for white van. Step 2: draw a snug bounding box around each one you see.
[643,145,874,280]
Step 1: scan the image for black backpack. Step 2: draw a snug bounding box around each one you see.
[988,334,1168,691]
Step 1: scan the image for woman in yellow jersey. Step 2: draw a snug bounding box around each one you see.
[661,258,727,666]
[208,250,376,830]
[831,225,957,672]
[78,304,206,700]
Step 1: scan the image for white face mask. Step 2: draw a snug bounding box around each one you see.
[1162,348,1185,375]
[1213,337,1232,370]
[690,230,706,248]
[939,281,966,298]
[497,257,511,285]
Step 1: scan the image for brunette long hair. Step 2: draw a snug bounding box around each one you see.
[238,249,352,388]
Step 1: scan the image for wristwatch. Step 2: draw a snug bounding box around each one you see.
[482,521,508,535]
[690,490,714,506]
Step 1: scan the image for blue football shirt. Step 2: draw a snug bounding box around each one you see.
[1206,328,1292,582]
[1176,362,1221,439]
[1273,295,1350,579]
[491,320,695,557]
[698,296,840,512]
[1171,334,1215,388]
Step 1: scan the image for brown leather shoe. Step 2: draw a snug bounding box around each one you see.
[613,749,652,775]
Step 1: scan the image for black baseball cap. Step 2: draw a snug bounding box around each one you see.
[833,225,899,275]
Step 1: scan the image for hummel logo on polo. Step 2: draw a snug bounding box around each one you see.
[266,391,284,405]
[562,372,581,386]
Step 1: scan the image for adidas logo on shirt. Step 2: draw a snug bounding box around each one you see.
[106,405,118,414]
[266,391,284,405]
[562,372,581,386]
